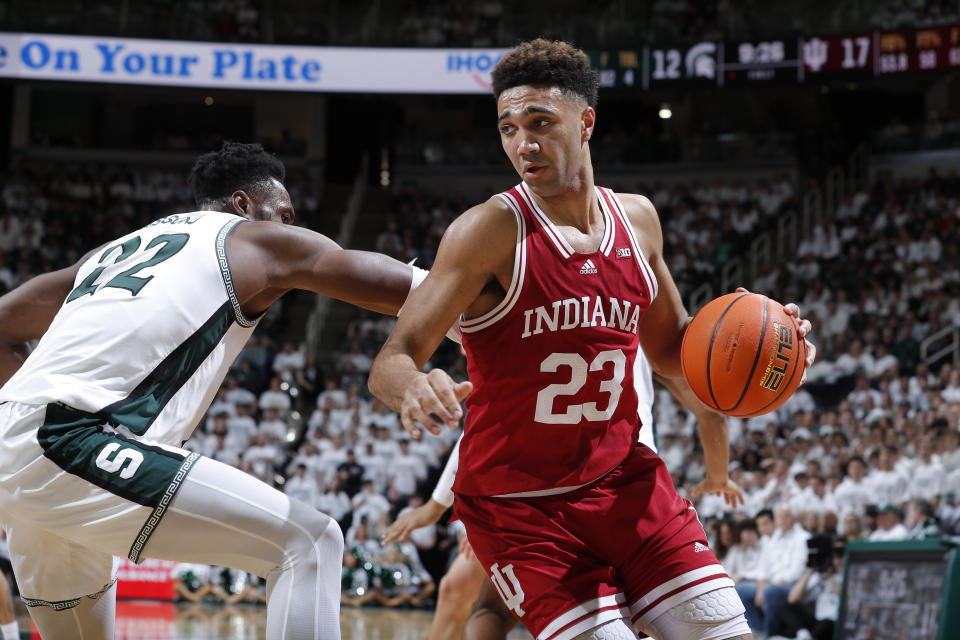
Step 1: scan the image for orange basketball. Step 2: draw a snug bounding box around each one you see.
[681,292,806,418]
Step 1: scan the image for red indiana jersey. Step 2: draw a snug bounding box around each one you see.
[456,183,659,497]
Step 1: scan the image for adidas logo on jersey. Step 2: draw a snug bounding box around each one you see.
[579,259,598,275]
[694,542,709,553]
[615,247,632,259]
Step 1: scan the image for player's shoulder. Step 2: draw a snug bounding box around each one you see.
[443,195,519,247]
[611,192,659,229]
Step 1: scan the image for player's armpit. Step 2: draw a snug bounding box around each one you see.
[617,193,691,377]
[226,221,413,316]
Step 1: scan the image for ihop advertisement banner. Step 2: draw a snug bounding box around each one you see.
[0,32,506,93]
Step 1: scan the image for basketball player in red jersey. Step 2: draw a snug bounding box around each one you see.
[370,39,815,640]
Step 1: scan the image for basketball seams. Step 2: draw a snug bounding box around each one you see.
[732,312,805,418]
[703,293,752,413]
[728,296,769,413]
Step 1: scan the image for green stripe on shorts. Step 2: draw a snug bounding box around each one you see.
[38,403,189,508]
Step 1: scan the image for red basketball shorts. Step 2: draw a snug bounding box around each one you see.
[454,442,733,640]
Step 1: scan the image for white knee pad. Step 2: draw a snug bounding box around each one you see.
[571,617,638,640]
[637,586,750,640]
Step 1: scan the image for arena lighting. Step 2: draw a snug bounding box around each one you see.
[658,104,672,119]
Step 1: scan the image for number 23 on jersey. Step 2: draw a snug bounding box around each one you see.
[534,349,626,424]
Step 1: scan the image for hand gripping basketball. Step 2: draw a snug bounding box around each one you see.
[681,287,816,417]
[400,369,473,439]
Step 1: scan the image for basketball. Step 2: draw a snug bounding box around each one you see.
[681,292,806,418]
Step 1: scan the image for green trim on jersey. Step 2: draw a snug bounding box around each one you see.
[215,217,258,328]
[99,301,235,435]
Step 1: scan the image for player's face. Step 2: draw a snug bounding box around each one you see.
[496,85,594,195]
[242,178,296,225]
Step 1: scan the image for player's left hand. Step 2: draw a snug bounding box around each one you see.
[735,287,816,385]
[691,477,745,509]
[381,499,448,545]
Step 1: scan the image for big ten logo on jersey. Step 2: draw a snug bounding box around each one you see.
[95,443,144,479]
[490,563,526,617]
[759,321,793,392]
[520,296,643,339]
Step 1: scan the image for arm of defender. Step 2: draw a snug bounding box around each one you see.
[369,201,516,438]
[618,194,691,378]
[227,221,416,316]
[0,258,89,386]
[657,372,744,508]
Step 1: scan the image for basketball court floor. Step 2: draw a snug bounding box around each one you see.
[13,600,534,639]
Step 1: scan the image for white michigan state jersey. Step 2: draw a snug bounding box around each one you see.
[0,211,258,447]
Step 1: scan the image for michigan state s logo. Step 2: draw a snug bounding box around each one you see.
[95,443,144,479]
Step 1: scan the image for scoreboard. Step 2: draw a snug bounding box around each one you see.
[589,23,960,89]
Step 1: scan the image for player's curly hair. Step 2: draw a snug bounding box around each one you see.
[188,141,286,208]
[492,39,598,108]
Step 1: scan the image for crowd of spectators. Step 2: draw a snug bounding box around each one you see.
[2,156,960,631]
[7,0,956,48]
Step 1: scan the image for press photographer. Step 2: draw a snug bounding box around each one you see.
[774,534,845,640]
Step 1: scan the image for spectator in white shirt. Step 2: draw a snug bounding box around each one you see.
[316,380,348,409]
[242,432,279,483]
[867,505,908,541]
[338,341,373,374]
[258,406,288,443]
[226,404,257,449]
[389,439,428,498]
[224,375,257,409]
[352,480,391,527]
[910,437,945,503]
[272,340,305,382]
[316,476,352,526]
[259,377,292,414]
[867,444,910,508]
[744,505,812,638]
[724,520,764,584]
[865,343,898,381]
[833,456,872,523]
[285,463,319,507]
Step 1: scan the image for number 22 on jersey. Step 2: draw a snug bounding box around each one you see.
[66,233,189,302]
[534,349,626,424]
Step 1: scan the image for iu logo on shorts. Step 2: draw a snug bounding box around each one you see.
[490,563,526,616]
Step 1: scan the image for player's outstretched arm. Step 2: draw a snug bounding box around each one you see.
[618,194,691,378]
[658,373,744,508]
[369,199,517,439]
[226,221,417,317]
[0,255,90,386]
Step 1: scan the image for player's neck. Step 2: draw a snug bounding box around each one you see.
[526,161,599,232]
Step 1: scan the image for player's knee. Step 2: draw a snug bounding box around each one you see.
[286,499,342,565]
[638,586,751,640]
[438,572,472,608]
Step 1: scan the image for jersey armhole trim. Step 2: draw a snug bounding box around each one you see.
[216,218,258,328]
[601,189,659,301]
[460,193,527,333]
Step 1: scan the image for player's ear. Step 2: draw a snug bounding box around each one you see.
[581,106,596,143]
[231,190,253,219]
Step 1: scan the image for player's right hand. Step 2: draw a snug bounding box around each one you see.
[400,369,473,439]
[381,499,447,545]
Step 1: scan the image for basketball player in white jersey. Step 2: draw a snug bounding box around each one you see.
[0,143,433,640]
[383,351,744,640]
